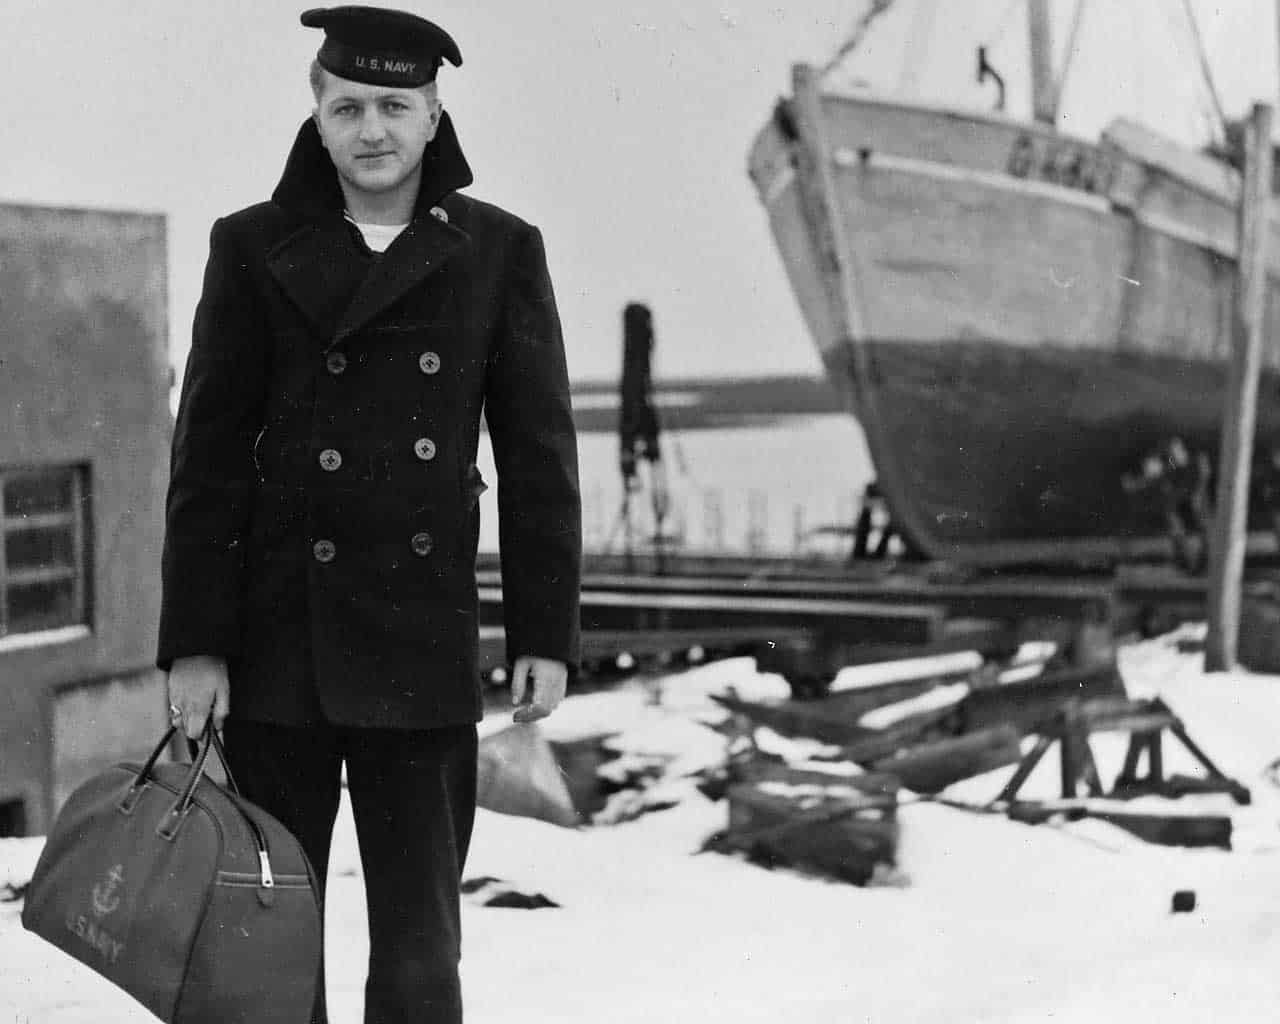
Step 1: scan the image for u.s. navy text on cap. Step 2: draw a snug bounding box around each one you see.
[301,6,462,87]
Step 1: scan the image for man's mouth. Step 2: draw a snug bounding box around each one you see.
[356,152,393,160]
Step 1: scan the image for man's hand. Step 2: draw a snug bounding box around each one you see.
[511,656,568,723]
[167,655,230,739]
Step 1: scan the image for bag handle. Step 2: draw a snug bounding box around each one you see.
[119,723,237,806]
[184,726,243,797]
[117,725,278,902]
[117,725,182,814]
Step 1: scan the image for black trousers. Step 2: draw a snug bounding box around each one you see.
[222,719,478,1024]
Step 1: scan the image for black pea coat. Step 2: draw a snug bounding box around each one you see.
[157,115,582,729]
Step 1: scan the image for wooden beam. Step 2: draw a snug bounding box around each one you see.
[1027,0,1057,124]
[1206,102,1275,671]
[871,725,1022,794]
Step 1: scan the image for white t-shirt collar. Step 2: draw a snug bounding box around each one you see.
[343,212,409,253]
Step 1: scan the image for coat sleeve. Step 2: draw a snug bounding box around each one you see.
[485,222,582,673]
[156,218,269,671]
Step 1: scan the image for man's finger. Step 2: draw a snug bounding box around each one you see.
[184,705,210,741]
[510,659,532,706]
[212,685,230,732]
[513,702,550,724]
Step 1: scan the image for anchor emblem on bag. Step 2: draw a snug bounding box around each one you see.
[91,865,124,918]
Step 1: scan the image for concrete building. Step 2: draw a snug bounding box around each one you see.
[0,203,170,835]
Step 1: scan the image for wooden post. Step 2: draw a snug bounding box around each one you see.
[705,489,724,551]
[746,489,767,554]
[1206,102,1274,671]
[1027,0,1057,124]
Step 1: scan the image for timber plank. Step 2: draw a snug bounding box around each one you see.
[711,693,879,746]
[1088,810,1233,849]
[959,664,1125,735]
[872,725,1023,794]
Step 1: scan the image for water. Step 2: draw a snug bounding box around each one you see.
[475,413,875,557]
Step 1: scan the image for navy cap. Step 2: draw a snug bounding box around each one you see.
[301,6,462,88]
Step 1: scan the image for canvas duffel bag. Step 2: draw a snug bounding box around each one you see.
[21,724,321,1023]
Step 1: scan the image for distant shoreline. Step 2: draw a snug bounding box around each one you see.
[569,374,843,432]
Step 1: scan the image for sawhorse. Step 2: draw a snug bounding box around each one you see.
[995,696,1250,805]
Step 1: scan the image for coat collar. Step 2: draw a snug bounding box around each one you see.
[270,112,473,222]
[267,114,473,343]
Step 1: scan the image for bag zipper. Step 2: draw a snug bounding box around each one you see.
[216,870,310,889]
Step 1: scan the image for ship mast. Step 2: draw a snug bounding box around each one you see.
[1027,0,1058,125]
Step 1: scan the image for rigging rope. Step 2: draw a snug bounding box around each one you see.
[1052,0,1088,115]
[1178,0,1228,142]
[820,0,896,76]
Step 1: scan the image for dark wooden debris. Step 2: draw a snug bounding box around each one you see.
[992,695,1249,849]
[710,691,881,746]
[483,890,561,910]
[462,876,562,909]
[712,772,899,886]
[708,656,1251,873]
[817,671,972,720]
[1006,800,1233,850]
[734,758,900,801]
[0,881,28,903]
[871,725,1023,794]
[997,696,1251,808]
[958,663,1125,735]
[1090,810,1232,850]
[833,703,963,766]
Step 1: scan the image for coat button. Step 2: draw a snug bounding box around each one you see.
[413,437,437,462]
[419,351,441,375]
[313,539,336,563]
[326,351,348,375]
[319,448,343,472]
[410,531,434,557]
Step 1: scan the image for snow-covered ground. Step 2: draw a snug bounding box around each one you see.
[4,627,1280,1023]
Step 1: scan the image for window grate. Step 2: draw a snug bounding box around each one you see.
[0,465,90,639]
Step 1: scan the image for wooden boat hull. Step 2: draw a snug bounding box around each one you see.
[750,73,1280,565]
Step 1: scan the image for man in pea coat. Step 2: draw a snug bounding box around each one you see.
[157,7,581,1022]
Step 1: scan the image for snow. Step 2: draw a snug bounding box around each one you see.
[858,680,970,728]
[5,630,1280,1022]
[829,649,984,692]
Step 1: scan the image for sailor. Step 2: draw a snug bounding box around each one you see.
[1162,438,1212,573]
[851,479,904,561]
[617,302,671,533]
[1253,446,1280,544]
[157,7,582,1021]
[1123,438,1211,573]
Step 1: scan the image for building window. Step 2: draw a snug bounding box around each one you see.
[1,465,91,638]
[0,797,26,838]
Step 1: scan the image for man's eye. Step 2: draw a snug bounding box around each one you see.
[384,102,408,113]
[334,105,357,116]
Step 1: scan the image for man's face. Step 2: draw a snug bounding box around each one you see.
[313,73,440,200]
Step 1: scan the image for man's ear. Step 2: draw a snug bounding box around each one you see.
[424,99,442,141]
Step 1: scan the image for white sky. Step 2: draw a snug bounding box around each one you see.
[1,1,1277,382]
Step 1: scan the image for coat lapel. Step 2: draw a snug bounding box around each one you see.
[266,220,369,340]
[330,214,468,347]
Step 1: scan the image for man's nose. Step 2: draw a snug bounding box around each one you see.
[358,110,387,142]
